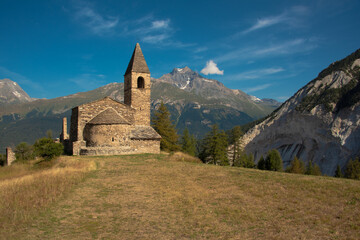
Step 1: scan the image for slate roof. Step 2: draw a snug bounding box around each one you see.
[88,108,130,125]
[130,126,161,140]
[125,43,150,75]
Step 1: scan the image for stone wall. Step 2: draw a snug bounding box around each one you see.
[70,97,136,155]
[83,124,131,147]
[78,139,160,156]
[6,147,15,165]
[130,139,160,154]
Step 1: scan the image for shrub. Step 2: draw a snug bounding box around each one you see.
[14,142,35,161]
[33,138,63,161]
[257,156,266,170]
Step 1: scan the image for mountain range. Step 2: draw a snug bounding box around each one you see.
[0,68,280,152]
[241,48,360,176]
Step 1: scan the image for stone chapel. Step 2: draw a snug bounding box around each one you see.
[61,43,161,155]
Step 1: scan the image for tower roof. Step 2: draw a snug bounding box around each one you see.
[125,43,150,75]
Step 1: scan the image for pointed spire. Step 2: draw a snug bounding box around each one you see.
[125,43,150,75]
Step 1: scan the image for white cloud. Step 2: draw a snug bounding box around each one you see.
[244,84,272,93]
[142,34,169,44]
[74,6,119,35]
[201,60,224,75]
[151,20,170,29]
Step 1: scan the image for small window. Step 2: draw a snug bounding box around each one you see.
[112,137,115,142]
[137,77,145,88]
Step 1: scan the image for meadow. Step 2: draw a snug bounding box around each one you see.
[0,153,359,239]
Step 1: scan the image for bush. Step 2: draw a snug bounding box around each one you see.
[14,142,35,161]
[0,154,6,166]
[334,164,343,178]
[33,138,63,161]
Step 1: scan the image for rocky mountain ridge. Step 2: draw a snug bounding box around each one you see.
[0,78,32,104]
[241,49,360,176]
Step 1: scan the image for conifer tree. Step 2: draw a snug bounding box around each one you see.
[181,128,196,156]
[257,156,266,170]
[345,157,360,180]
[265,149,283,171]
[286,156,305,174]
[334,164,343,178]
[229,126,243,166]
[152,102,180,152]
[201,124,228,165]
[305,160,322,176]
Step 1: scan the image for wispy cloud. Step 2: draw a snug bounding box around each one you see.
[201,60,224,75]
[242,6,309,34]
[216,38,317,63]
[243,15,286,34]
[69,73,106,91]
[244,83,272,93]
[229,67,284,80]
[0,66,43,91]
[74,5,119,36]
[70,2,189,47]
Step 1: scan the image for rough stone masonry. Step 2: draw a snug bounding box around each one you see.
[61,43,161,156]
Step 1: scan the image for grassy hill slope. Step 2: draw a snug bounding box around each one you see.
[1,154,359,239]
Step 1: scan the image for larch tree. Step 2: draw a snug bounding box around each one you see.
[181,128,197,156]
[152,102,180,152]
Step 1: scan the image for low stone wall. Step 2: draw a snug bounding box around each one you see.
[78,139,160,156]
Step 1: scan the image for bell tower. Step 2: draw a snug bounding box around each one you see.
[124,43,151,125]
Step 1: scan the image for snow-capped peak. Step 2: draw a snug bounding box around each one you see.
[249,95,262,102]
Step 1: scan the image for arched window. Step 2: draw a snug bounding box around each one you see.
[137,77,145,88]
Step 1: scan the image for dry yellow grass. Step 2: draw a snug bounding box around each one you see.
[1,154,360,239]
[167,151,203,163]
[0,156,97,237]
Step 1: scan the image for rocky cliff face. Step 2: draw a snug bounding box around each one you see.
[241,49,360,176]
[0,79,32,104]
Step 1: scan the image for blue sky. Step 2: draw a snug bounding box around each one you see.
[0,0,359,101]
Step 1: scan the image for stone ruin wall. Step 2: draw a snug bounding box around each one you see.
[6,147,15,165]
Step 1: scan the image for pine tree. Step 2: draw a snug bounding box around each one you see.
[257,156,266,170]
[286,156,305,174]
[265,149,283,171]
[345,157,360,180]
[202,124,228,165]
[334,164,343,178]
[181,128,196,156]
[152,102,180,152]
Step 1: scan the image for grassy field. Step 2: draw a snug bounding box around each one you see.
[0,153,359,239]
